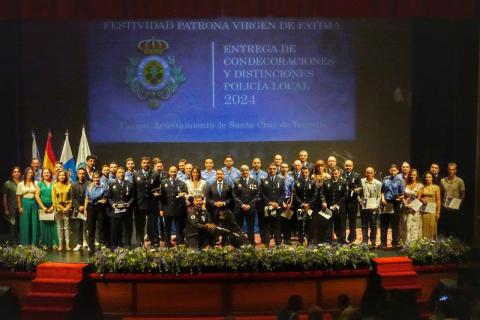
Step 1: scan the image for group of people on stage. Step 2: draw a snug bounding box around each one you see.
[2,150,466,252]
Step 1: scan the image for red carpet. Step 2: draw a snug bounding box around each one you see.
[21,262,88,320]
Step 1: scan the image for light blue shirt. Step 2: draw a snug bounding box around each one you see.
[177,171,188,182]
[201,169,217,186]
[125,170,134,183]
[222,166,241,187]
[86,184,106,204]
[281,174,294,199]
[249,169,267,182]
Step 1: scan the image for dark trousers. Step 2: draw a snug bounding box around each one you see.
[133,206,145,245]
[311,212,333,245]
[346,200,359,242]
[8,211,20,244]
[438,207,461,240]
[281,214,295,245]
[165,215,186,246]
[87,203,106,250]
[73,218,84,246]
[288,209,312,245]
[256,202,266,243]
[110,211,133,248]
[186,230,216,249]
[360,209,377,245]
[147,208,159,246]
[333,207,346,243]
[136,204,159,246]
[380,201,401,246]
[261,213,282,246]
[234,208,256,245]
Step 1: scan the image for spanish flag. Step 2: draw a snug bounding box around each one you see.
[42,131,57,172]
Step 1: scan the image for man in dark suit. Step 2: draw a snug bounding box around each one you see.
[288,160,303,181]
[106,166,135,248]
[159,166,188,247]
[233,165,259,245]
[206,169,234,224]
[153,159,168,241]
[71,167,89,251]
[132,157,160,247]
[292,166,317,245]
[298,149,314,174]
[342,160,362,243]
[321,166,349,243]
[259,163,286,246]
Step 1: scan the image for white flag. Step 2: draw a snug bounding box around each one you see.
[32,131,41,161]
[60,131,77,181]
[76,125,91,170]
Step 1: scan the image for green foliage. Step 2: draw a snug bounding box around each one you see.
[90,244,375,275]
[0,244,47,272]
[402,237,470,265]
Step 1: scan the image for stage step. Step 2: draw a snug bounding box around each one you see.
[21,263,88,320]
[372,256,414,273]
[377,271,419,287]
[36,262,88,280]
[26,291,77,308]
[21,306,72,320]
[31,278,82,293]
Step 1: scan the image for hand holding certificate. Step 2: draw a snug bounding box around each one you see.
[443,196,461,210]
[408,199,423,212]
[38,209,55,221]
[421,202,437,214]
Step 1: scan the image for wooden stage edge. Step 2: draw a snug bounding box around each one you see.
[0,262,459,319]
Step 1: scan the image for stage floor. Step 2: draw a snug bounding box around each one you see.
[43,227,399,263]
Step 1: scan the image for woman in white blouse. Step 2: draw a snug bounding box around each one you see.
[185,166,207,205]
[16,167,39,245]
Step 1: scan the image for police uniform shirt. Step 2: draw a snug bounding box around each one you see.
[341,170,361,200]
[233,176,259,207]
[201,169,217,186]
[249,169,267,182]
[323,178,348,207]
[293,177,317,208]
[222,166,241,187]
[260,175,286,204]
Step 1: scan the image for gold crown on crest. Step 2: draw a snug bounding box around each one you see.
[137,38,169,55]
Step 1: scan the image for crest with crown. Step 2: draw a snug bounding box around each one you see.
[125,37,186,109]
[137,38,169,55]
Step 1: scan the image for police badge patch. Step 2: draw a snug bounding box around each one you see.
[124,38,186,109]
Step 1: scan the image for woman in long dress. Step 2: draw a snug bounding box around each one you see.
[417,172,441,239]
[16,167,39,245]
[35,168,59,249]
[402,169,423,242]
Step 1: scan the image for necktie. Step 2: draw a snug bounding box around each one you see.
[170,179,174,186]
[218,182,223,195]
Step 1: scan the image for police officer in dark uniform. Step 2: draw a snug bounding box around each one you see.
[259,163,286,246]
[153,159,168,242]
[342,160,362,243]
[233,165,259,245]
[106,166,135,248]
[292,166,317,245]
[132,157,160,247]
[321,166,349,243]
[159,166,188,247]
[184,195,216,249]
[205,169,234,224]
